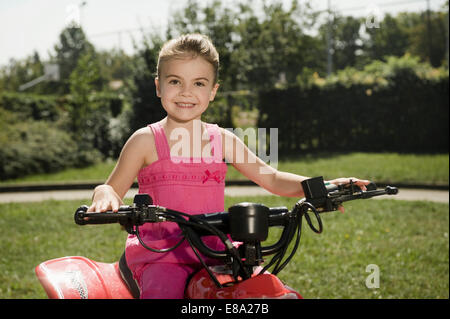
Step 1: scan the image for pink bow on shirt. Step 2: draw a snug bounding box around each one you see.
[202,170,222,184]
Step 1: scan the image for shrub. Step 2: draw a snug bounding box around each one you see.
[0,92,64,122]
[0,116,83,180]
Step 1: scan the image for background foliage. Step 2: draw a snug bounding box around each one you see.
[0,0,448,180]
[258,55,449,155]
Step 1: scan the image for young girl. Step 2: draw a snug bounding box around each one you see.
[88,33,370,299]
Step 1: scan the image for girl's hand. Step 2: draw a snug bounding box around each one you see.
[327,177,371,190]
[88,184,123,213]
[326,177,371,213]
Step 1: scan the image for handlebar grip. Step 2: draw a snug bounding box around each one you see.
[385,186,399,195]
[326,181,377,193]
[74,205,89,225]
[74,205,134,225]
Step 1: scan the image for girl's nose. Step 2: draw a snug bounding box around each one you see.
[179,84,193,97]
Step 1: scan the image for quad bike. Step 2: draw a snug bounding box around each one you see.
[35,176,398,299]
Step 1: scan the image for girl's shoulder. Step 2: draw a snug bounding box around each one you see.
[126,125,155,149]
[124,125,158,165]
[133,125,154,138]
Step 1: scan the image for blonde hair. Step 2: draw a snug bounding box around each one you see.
[157,34,219,83]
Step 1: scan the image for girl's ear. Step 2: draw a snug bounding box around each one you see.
[209,83,220,102]
[155,77,161,97]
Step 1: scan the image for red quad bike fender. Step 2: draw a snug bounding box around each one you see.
[35,256,134,299]
[35,256,302,299]
[186,267,302,299]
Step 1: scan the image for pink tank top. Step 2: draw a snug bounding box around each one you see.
[125,121,228,278]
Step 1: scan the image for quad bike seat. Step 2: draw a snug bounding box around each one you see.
[35,254,137,299]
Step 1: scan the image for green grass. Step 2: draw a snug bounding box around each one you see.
[0,159,118,185]
[0,196,448,299]
[1,153,448,186]
[227,152,449,185]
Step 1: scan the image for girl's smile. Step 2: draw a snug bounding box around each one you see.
[175,102,196,108]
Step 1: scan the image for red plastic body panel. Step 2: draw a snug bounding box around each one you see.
[35,256,134,299]
[186,268,302,299]
[36,257,302,299]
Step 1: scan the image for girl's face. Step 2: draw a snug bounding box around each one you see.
[155,56,219,123]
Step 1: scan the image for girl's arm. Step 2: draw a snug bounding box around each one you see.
[88,128,155,212]
[222,129,370,198]
[222,128,306,197]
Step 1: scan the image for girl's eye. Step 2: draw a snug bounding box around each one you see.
[169,79,180,85]
[195,82,206,87]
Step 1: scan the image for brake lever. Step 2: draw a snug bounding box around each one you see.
[301,176,399,213]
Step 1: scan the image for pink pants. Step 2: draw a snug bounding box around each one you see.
[139,263,198,299]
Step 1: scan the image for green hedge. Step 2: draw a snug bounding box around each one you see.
[0,113,79,180]
[258,58,449,154]
[0,92,64,122]
[0,91,126,180]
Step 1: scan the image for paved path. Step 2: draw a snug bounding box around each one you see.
[0,186,448,204]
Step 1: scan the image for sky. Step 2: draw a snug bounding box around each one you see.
[0,0,446,67]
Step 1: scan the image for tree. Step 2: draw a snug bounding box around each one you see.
[167,0,321,91]
[362,13,410,63]
[68,50,101,132]
[404,10,449,67]
[127,33,165,132]
[0,51,45,93]
[318,15,365,71]
[97,49,134,84]
[358,10,448,68]
[53,24,96,93]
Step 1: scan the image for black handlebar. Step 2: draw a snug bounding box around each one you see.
[74,177,398,283]
[74,205,290,230]
[75,178,397,228]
